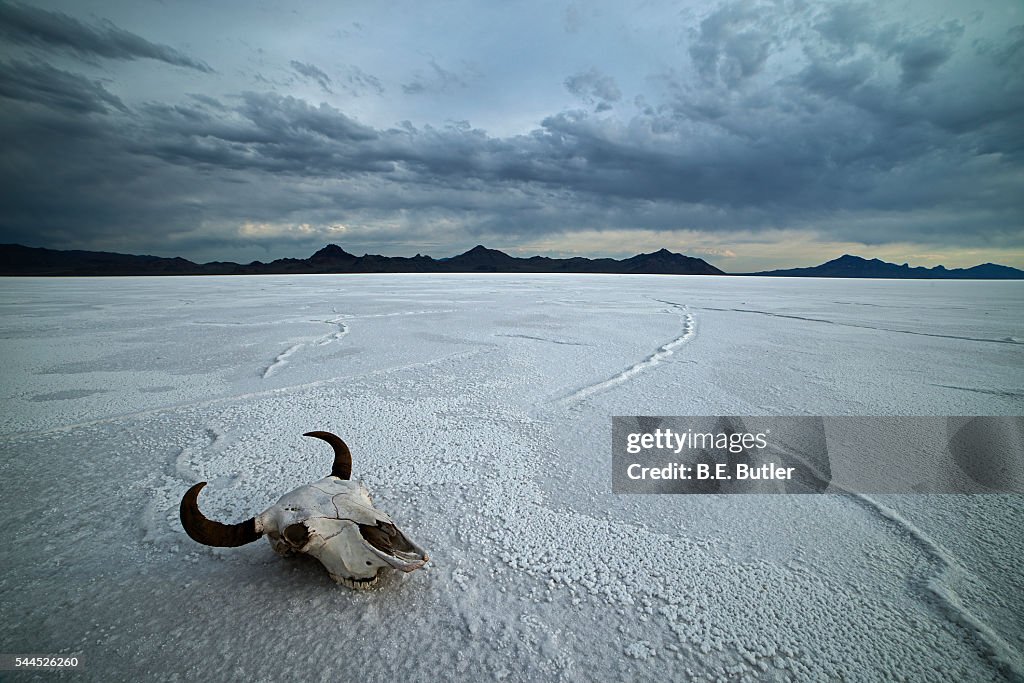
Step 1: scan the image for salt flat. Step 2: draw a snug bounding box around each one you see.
[0,274,1022,681]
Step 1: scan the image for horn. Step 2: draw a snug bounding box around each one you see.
[303,431,352,479]
[179,482,261,547]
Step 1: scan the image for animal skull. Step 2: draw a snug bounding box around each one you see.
[180,431,428,589]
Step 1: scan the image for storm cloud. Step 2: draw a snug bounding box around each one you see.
[565,68,621,111]
[0,1,212,72]
[290,60,333,93]
[0,59,125,112]
[0,0,1020,269]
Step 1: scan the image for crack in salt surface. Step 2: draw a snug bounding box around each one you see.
[929,384,1024,399]
[262,316,350,378]
[764,438,1023,680]
[697,306,1023,346]
[558,300,695,405]
[497,334,588,346]
[850,494,1024,682]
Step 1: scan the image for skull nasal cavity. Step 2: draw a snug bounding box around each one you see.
[359,522,418,554]
[283,523,309,547]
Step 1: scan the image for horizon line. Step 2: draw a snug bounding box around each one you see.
[2,241,1021,277]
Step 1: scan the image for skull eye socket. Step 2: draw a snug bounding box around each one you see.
[283,523,309,547]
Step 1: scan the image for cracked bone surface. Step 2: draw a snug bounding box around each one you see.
[179,431,428,589]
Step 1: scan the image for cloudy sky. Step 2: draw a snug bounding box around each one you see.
[1,0,1022,270]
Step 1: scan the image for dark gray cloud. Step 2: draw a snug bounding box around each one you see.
[809,3,964,88]
[812,2,880,52]
[0,96,199,251]
[892,21,963,87]
[137,92,383,176]
[564,68,621,111]
[688,1,783,88]
[187,93,227,110]
[0,59,125,113]
[0,1,212,72]
[402,59,472,95]
[290,60,333,93]
[991,25,1024,67]
[342,65,384,96]
[798,56,874,94]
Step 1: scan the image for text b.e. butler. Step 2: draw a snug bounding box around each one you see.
[626,462,795,480]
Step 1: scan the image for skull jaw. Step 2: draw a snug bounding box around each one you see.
[330,572,381,590]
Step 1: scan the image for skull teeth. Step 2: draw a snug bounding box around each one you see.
[335,574,380,590]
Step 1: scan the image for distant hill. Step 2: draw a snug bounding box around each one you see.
[0,244,213,276]
[0,243,724,276]
[749,254,1024,279]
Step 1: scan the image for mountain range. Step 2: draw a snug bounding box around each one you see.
[0,243,724,276]
[749,254,1024,279]
[0,244,1021,279]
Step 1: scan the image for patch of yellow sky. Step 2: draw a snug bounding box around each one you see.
[506,229,1024,272]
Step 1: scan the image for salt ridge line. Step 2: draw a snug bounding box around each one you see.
[260,310,446,377]
[558,300,695,405]
[262,343,302,378]
[316,318,349,346]
[0,350,481,440]
[768,440,1023,680]
[852,493,1024,681]
[142,426,228,546]
[262,316,350,378]
[337,309,456,320]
